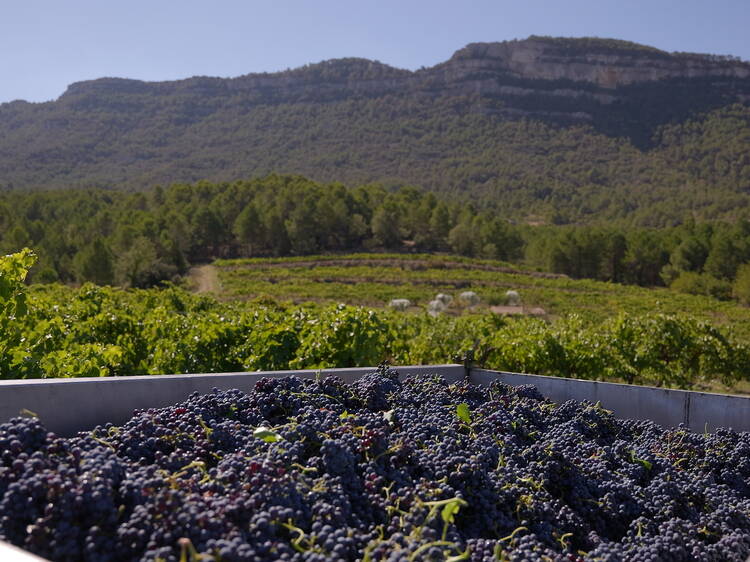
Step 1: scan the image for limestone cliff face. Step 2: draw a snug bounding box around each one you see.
[16,36,750,131]
[56,37,750,107]
[447,38,750,89]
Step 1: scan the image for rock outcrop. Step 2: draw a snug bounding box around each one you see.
[54,36,750,108]
[447,37,750,89]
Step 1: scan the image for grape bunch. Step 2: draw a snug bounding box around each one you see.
[0,367,749,561]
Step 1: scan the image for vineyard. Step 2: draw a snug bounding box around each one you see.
[1,250,748,393]
[213,253,750,342]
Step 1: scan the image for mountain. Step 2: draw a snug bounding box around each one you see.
[1,36,750,225]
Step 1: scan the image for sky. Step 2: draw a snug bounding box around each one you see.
[2,0,749,104]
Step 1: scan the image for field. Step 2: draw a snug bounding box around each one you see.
[212,253,750,342]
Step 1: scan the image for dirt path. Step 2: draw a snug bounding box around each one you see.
[189,265,221,294]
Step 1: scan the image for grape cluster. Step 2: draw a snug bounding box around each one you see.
[0,368,749,561]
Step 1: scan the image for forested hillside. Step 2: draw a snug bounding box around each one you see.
[6,175,750,305]
[1,36,749,225]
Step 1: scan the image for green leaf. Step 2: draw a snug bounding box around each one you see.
[441,497,465,524]
[14,295,27,318]
[253,426,282,443]
[456,403,471,424]
[630,450,652,470]
[383,409,395,423]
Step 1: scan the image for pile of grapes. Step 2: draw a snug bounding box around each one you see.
[1,368,749,561]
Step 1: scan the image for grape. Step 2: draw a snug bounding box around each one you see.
[0,368,748,560]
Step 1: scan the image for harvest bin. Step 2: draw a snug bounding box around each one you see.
[2,365,750,561]
[1,364,749,436]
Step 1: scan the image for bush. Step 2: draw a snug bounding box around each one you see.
[290,304,389,369]
[670,271,731,300]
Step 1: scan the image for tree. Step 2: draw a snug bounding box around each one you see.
[233,203,262,256]
[6,225,31,253]
[704,228,750,280]
[546,229,605,279]
[600,231,627,282]
[409,194,438,250]
[0,202,11,234]
[263,212,290,256]
[165,212,191,256]
[285,198,321,255]
[733,264,750,305]
[670,236,709,273]
[115,236,158,288]
[190,208,224,259]
[429,203,452,245]
[371,203,402,248]
[670,271,731,300]
[447,217,475,256]
[73,240,115,285]
[315,190,356,249]
[478,215,524,262]
[622,231,669,286]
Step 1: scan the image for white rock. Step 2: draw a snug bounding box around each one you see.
[505,290,521,306]
[435,293,453,306]
[427,299,446,317]
[388,298,411,311]
[459,291,480,306]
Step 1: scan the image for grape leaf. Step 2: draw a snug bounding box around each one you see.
[441,497,465,524]
[253,426,282,443]
[456,403,471,424]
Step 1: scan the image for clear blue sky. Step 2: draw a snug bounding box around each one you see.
[2,0,749,104]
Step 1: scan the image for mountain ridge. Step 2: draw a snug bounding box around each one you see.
[1,35,749,226]
[6,35,747,107]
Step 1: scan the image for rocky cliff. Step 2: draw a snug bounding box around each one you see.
[55,36,750,106]
[447,37,750,89]
[0,36,748,196]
